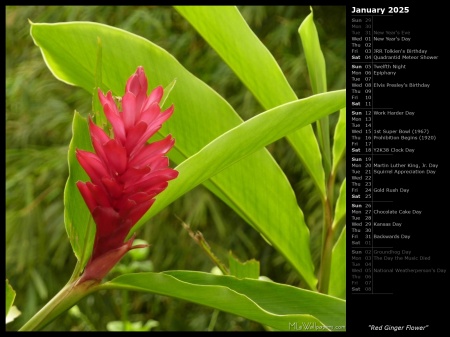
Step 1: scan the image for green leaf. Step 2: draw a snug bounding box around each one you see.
[332,108,346,175]
[333,178,346,231]
[142,90,346,290]
[101,271,346,331]
[299,7,331,176]
[228,253,259,279]
[29,21,338,289]
[329,227,346,300]
[6,279,16,316]
[175,5,327,198]
[299,7,327,94]
[92,36,107,127]
[330,180,345,295]
[63,112,95,268]
[144,91,345,215]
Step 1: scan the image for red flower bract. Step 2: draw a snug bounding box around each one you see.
[76,66,178,283]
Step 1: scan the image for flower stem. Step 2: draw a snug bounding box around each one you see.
[207,309,220,331]
[318,196,334,294]
[18,278,99,331]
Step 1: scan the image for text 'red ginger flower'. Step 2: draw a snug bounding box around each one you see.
[76,66,178,283]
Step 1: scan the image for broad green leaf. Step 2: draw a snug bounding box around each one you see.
[29,21,326,288]
[175,6,327,198]
[329,227,346,300]
[229,253,260,279]
[64,112,95,268]
[146,91,346,206]
[299,7,331,176]
[6,279,15,316]
[166,271,345,328]
[332,108,346,175]
[142,90,345,290]
[143,92,346,216]
[102,271,346,331]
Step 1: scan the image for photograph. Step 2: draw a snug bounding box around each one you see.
[5,4,446,334]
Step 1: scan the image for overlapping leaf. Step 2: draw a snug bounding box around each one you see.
[298,6,333,177]
[30,21,327,288]
[175,6,328,197]
[64,112,95,267]
[329,227,346,300]
[333,178,346,231]
[144,91,346,228]
[102,271,346,331]
[332,108,346,175]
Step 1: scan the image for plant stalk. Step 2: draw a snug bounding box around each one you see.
[18,278,99,331]
[318,196,334,294]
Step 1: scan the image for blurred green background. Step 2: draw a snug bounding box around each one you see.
[5,5,346,331]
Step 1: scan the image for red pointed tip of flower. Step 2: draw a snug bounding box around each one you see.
[126,66,148,98]
[77,234,138,284]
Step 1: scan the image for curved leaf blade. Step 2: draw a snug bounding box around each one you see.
[175,5,327,197]
[299,7,327,94]
[329,179,345,300]
[29,21,326,288]
[332,178,346,231]
[102,271,346,331]
[141,90,346,290]
[166,271,345,329]
[329,227,346,300]
[299,7,331,175]
[64,112,95,267]
[332,108,346,175]
[145,90,346,218]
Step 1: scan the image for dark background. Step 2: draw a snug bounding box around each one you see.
[347,4,447,335]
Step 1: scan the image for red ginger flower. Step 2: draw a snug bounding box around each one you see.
[76,66,178,283]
